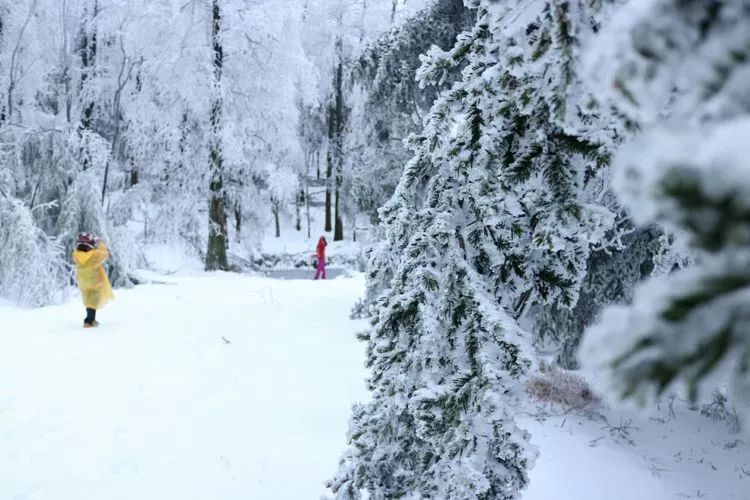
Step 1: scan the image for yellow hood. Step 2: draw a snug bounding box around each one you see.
[73,250,94,266]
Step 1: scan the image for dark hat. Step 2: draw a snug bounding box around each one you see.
[76,232,96,249]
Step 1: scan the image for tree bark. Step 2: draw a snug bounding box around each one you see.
[333,40,345,242]
[77,0,97,171]
[80,0,97,131]
[130,157,139,187]
[273,199,281,238]
[205,0,229,271]
[325,103,333,233]
[359,0,367,43]
[306,177,311,239]
[295,185,302,232]
[235,202,241,243]
[334,192,343,241]
[0,11,5,122]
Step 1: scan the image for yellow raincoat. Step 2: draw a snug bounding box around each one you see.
[72,242,114,309]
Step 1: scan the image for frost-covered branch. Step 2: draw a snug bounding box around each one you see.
[7,0,38,121]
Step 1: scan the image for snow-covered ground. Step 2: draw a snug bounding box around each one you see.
[521,401,749,500]
[0,271,368,500]
[1,264,747,500]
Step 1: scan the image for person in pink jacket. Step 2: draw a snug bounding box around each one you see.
[314,236,327,280]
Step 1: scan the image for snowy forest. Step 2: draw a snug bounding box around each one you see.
[1,0,749,499]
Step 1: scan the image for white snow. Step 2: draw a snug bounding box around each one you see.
[2,266,748,500]
[521,400,750,500]
[0,271,368,500]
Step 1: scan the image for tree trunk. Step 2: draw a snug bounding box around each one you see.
[325,104,333,233]
[130,156,138,187]
[235,202,241,243]
[78,0,97,171]
[61,0,72,124]
[80,0,97,131]
[207,174,228,271]
[333,42,345,242]
[101,104,122,203]
[306,177,311,239]
[359,0,367,43]
[304,150,312,239]
[205,0,228,271]
[273,199,281,238]
[295,185,302,232]
[0,12,5,123]
[334,192,343,241]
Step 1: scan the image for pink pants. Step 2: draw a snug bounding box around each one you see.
[315,257,326,280]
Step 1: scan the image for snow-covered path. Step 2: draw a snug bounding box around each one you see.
[0,273,367,500]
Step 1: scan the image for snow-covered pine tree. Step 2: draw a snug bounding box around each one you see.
[533,226,663,368]
[350,0,472,310]
[345,0,472,224]
[331,1,619,498]
[414,0,620,317]
[580,0,750,425]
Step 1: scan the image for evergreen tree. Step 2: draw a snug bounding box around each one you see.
[534,227,662,369]
[581,0,750,426]
[345,0,472,223]
[331,1,618,497]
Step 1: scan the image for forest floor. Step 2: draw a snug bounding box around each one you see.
[520,399,749,500]
[0,270,368,500]
[0,265,748,499]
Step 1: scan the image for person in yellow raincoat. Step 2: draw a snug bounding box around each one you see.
[72,232,114,328]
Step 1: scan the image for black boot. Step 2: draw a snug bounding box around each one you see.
[83,308,98,328]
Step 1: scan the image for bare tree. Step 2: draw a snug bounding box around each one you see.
[6,0,39,122]
[101,35,137,204]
